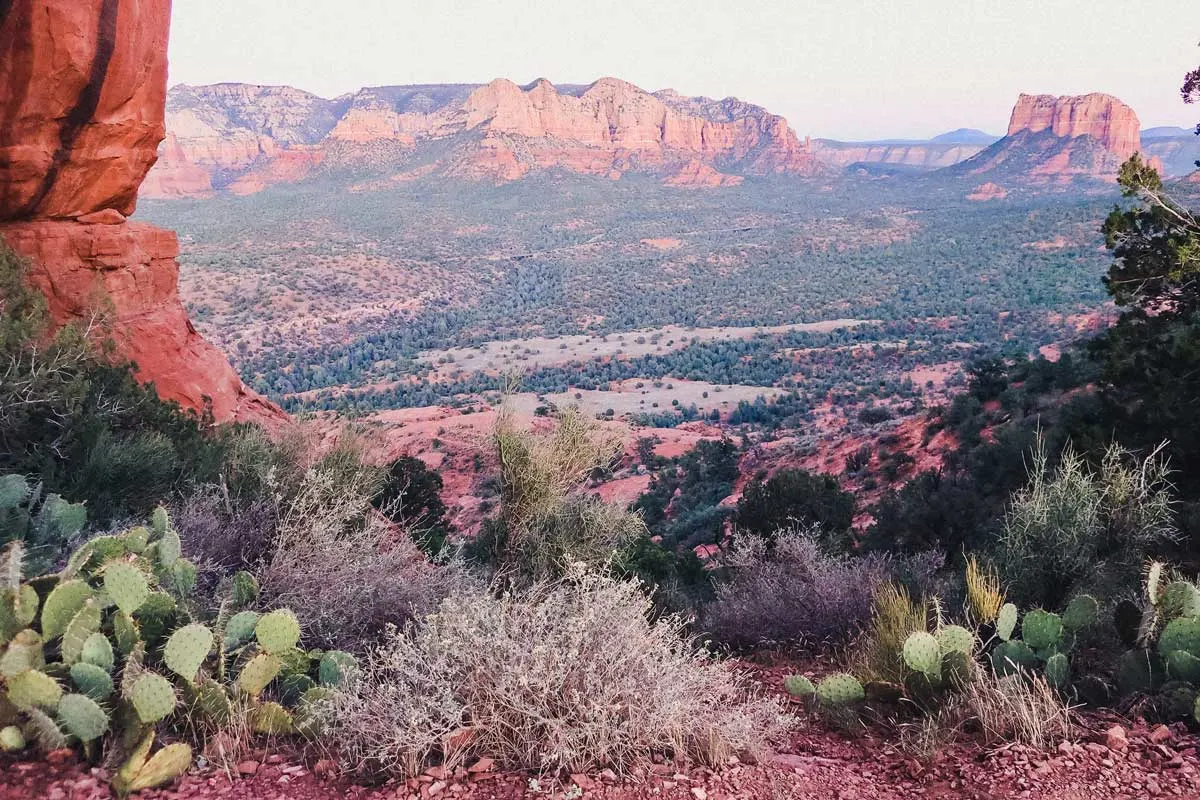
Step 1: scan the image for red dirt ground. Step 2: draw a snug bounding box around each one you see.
[4,661,1197,800]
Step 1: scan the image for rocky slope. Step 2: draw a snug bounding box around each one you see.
[1142,126,1200,177]
[142,78,830,197]
[0,0,282,426]
[948,92,1155,182]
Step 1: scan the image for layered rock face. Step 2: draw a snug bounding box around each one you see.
[813,141,990,170]
[1006,93,1141,161]
[951,93,1152,182]
[143,77,829,197]
[0,0,282,425]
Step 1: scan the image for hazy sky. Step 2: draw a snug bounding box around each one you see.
[168,0,1199,141]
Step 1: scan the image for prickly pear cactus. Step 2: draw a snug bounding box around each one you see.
[249,701,295,735]
[318,650,358,687]
[1168,650,1200,683]
[816,673,864,706]
[783,675,815,697]
[1116,650,1159,695]
[103,563,151,616]
[1158,617,1200,658]
[113,733,193,797]
[231,571,259,608]
[991,640,1037,677]
[237,653,282,697]
[69,662,114,701]
[1161,583,1200,621]
[1044,653,1070,689]
[255,609,301,654]
[903,632,942,675]
[57,693,109,742]
[942,650,973,691]
[130,673,176,724]
[223,611,260,651]
[997,603,1018,642]
[7,669,63,711]
[1021,610,1064,651]
[0,725,24,752]
[936,625,975,656]
[1062,595,1099,631]
[163,624,214,682]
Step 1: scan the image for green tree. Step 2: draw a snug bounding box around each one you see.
[734,468,855,541]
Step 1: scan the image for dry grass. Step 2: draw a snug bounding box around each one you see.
[965,556,1003,626]
[322,570,792,779]
[854,582,929,684]
[963,671,1074,749]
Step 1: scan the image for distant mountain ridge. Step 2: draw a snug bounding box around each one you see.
[142,77,830,198]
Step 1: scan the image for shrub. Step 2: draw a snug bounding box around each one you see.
[960,671,1073,748]
[257,452,472,651]
[372,455,455,554]
[734,469,856,540]
[703,529,922,649]
[474,405,640,583]
[999,440,1176,606]
[323,570,790,779]
[854,582,931,685]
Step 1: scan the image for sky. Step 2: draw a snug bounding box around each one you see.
[168,0,1200,141]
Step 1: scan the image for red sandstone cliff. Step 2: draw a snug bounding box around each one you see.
[143,77,829,197]
[952,92,1156,182]
[0,0,283,426]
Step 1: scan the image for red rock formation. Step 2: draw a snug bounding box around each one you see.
[953,92,1157,182]
[1007,93,1141,161]
[664,160,743,187]
[0,0,284,426]
[143,77,830,196]
[967,182,1008,201]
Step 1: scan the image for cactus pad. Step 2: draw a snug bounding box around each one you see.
[0,474,29,510]
[997,603,1018,642]
[936,625,975,656]
[112,611,139,656]
[151,507,170,537]
[231,571,259,608]
[1021,610,1064,650]
[991,640,1037,676]
[0,629,44,677]
[60,600,102,665]
[69,662,114,701]
[237,653,282,697]
[1158,617,1200,657]
[279,673,317,704]
[1116,650,1158,695]
[157,528,182,568]
[131,673,177,724]
[1044,653,1070,689]
[190,679,233,726]
[942,650,973,691]
[114,736,193,796]
[255,609,301,654]
[250,701,296,736]
[1,584,39,640]
[80,632,115,672]
[40,580,92,641]
[1168,650,1200,683]
[318,650,359,687]
[223,611,260,650]
[0,725,24,752]
[1062,595,1099,631]
[57,693,109,742]
[903,631,942,675]
[1161,582,1200,620]
[134,591,178,647]
[23,707,68,751]
[103,563,150,616]
[6,669,63,711]
[783,675,815,697]
[816,673,864,706]
[164,624,214,682]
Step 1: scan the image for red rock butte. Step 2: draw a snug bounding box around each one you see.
[0,0,283,426]
[1007,93,1143,162]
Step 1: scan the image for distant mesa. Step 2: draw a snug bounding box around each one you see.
[947,93,1167,182]
[967,182,1008,201]
[930,128,1001,146]
[142,77,829,198]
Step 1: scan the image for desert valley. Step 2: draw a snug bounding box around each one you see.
[4,2,1200,799]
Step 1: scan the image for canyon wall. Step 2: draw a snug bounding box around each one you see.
[0,0,282,425]
[143,77,830,196]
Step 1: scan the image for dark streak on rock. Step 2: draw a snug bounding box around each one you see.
[16,0,120,218]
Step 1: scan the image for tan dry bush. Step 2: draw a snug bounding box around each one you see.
[323,570,791,779]
[258,440,476,650]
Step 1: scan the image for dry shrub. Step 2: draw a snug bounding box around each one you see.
[258,444,475,651]
[964,555,1003,625]
[704,529,899,649]
[323,570,791,779]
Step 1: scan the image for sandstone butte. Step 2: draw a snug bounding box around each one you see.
[143,77,829,198]
[955,92,1159,182]
[0,0,284,426]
